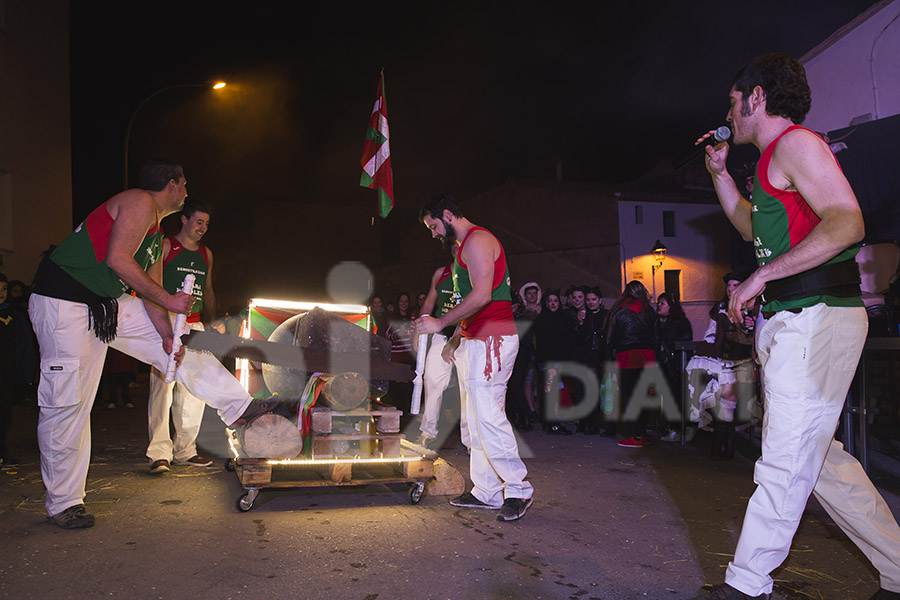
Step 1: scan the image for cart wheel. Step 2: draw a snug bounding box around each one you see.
[225,459,235,472]
[409,482,426,504]
[236,488,259,512]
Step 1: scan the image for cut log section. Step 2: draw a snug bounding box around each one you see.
[320,372,369,411]
[240,413,304,459]
[425,458,465,496]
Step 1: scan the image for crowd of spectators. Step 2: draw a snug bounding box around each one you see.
[374,273,762,454]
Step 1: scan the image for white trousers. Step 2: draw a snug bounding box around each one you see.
[726,304,900,596]
[419,333,469,446]
[29,293,252,516]
[146,321,207,463]
[456,334,532,506]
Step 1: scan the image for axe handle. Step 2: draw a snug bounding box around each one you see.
[164,274,195,384]
[410,334,428,414]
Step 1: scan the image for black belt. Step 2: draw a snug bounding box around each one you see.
[32,257,120,342]
[761,259,861,306]
[762,307,802,320]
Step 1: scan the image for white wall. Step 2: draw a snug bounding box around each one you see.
[802,0,900,132]
[617,199,732,338]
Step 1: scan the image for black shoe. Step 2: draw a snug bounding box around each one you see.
[870,590,900,600]
[448,492,502,510]
[544,424,573,435]
[692,583,770,599]
[47,504,95,529]
[173,455,214,467]
[232,396,295,426]
[496,496,533,522]
[150,459,170,474]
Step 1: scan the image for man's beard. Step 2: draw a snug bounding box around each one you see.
[439,219,458,250]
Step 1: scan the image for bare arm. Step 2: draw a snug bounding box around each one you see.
[144,252,176,352]
[105,192,193,314]
[419,266,443,317]
[728,129,864,321]
[702,131,753,241]
[416,232,495,334]
[413,266,444,352]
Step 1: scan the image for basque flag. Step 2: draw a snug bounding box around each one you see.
[359,72,394,219]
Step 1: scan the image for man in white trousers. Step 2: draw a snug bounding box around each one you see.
[146,199,217,473]
[29,159,278,529]
[693,53,900,600]
[413,249,469,451]
[416,194,533,522]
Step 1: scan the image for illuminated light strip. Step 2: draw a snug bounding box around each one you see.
[226,434,426,465]
[250,298,369,314]
[266,456,426,466]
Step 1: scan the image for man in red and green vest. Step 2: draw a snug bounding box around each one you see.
[29,160,277,530]
[416,194,533,522]
[693,53,900,600]
[146,199,217,474]
[413,245,470,451]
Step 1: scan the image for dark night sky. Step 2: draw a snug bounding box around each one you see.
[67,1,879,301]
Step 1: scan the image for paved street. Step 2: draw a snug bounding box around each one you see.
[2,376,898,600]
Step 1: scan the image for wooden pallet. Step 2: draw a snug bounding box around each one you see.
[310,431,403,459]
[309,405,401,434]
[234,440,435,487]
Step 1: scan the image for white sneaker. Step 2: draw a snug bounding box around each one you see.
[660,427,697,443]
[661,430,679,442]
[413,435,434,448]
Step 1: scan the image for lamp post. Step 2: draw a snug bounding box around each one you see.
[650,239,667,299]
[123,81,226,189]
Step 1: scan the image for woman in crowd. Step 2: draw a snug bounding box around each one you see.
[685,273,757,459]
[533,289,574,435]
[656,293,694,443]
[604,280,659,448]
[384,292,416,419]
[574,287,608,434]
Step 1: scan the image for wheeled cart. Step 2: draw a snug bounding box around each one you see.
[225,428,437,512]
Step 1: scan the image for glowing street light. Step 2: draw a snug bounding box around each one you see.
[123,81,227,188]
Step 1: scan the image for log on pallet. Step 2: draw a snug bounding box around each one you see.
[319,372,369,411]
[425,458,465,496]
[240,413,304,458]
[262,306,392,398]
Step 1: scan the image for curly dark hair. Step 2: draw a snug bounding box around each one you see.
[138,158,184,192]
[419,193,463,223]
[733,53,811,124]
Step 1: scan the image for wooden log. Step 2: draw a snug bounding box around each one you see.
[240,413,304,458]
[320,372,369,411]
[425,458,465,496]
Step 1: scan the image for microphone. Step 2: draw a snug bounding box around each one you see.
[672,126,731,169]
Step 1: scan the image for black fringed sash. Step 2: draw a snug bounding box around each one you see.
[31,258,120,342]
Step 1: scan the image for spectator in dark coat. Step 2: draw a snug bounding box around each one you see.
[604,281,659,448]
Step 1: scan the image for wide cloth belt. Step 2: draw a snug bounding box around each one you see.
[761,259,861,306]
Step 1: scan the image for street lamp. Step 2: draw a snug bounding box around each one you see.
[123,81,227,189]
[651,240,667,275]
[650,240,667,299]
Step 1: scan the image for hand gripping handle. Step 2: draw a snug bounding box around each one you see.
[164,274,195,383]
